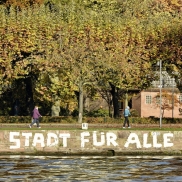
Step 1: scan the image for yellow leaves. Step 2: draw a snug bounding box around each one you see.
[169,0,182,7]
[0,1,180,107]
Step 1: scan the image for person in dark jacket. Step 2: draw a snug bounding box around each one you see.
[123,106,131,129]
[29,106,42,128]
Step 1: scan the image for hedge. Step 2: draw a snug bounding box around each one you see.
[0,116,180,124]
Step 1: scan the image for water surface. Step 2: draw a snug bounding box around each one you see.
[0,155,182,181]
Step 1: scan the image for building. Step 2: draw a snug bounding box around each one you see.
[132,71,182,118]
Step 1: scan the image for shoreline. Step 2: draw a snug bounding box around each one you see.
[0,129,180,156]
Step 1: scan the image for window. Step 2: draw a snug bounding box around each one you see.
[179,95,182,103]
[169,99,172,105]
[156,96,160,104]
[146,95,152,104]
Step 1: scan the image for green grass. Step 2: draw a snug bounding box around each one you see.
[0,127,182,131]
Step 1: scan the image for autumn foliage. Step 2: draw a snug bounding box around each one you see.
[1,0,44,8]
[0,0,181,118]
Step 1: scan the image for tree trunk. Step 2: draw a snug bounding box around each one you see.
[25,77,34,115]
[51,96,60,116]
[108,104,112,117]
[78,80,83,123]
[125,93,128,108]
[110,84,119,118]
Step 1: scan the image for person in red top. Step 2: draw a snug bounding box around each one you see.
[29,106,42,128]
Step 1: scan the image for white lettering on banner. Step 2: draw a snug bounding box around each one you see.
[81,132,90,148]
[106,132,118,147]
[124,132,174,148]
[153,133,162,148]
[93,132,105,146]
[163,133,173,147]
[143,133,152,148]
[124,133,142,148]
[59,133,70,147]
[81,132,118,148]
[32,133,45,147]
[9,131,174,149]
[47,133,70,147]
[10,132,20,149]
[9,132,71,149]
[22,133,32,147]
[47,133,58,147]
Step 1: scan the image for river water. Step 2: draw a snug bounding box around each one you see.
[0,155,182,181]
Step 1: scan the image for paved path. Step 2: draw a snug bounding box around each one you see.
[0,123,182,129]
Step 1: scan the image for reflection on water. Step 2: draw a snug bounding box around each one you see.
[0,155,182,181]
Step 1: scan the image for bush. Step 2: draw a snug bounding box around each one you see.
[0,116,179,124]
[71,109,78,117]
[86,109,109,117]
[130,109,139,117]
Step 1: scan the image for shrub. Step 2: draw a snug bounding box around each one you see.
[0,116,179,124]
[86,109,109,117]
[71,109,78,117]
[130,109,139,117]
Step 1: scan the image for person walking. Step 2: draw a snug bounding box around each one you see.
[29,106,42,128]
[123,106,131,129]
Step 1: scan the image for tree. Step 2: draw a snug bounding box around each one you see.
[0,0,44,7]
[0,0,181,118]
[90,7,156,117]
[0,5,64,114]
[153,90,181,117]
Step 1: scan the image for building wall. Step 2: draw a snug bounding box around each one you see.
[132,93,141,116]
[2,129,182,155]
[141,91,161,118]
[132,89,182,118]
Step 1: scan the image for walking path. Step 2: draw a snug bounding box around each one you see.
[0,123,182,129]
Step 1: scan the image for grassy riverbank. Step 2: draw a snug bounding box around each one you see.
[1,123,182,131]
